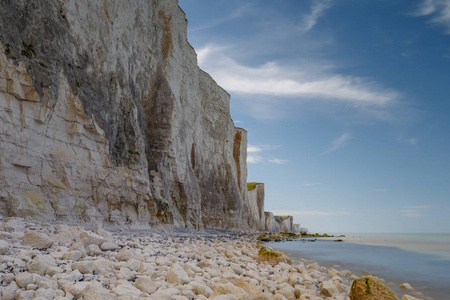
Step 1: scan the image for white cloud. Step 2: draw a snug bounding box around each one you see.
[415,0,438,16]
[268,158,288,164]
[247,145,263,153]
[304,182,321,187]
[322,133,352,155]
[272,210,349,216]
[298,0,333,33]
[413,0,450,34]
[409,205,432,209]
[400,205,432,217]
[247,154,264,164]
[197,46,400,107]
[401,209,423,217]
[397,137,418,145]
[247,144,287,164]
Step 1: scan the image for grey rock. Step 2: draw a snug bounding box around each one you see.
[26,255,56,274]
[71,261,95,274]
[86,244,102,256]
[22,231,54,249]
[0,240,10,254]
[100,241,119,251]
[15,272,34,288]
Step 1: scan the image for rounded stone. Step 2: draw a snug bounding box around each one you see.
[71,261,95,274]
[349,276,398,300]
[22,231,54,249]
[15,272,34,288]
[26,255,56,274]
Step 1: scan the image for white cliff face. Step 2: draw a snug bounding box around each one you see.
[278,216,294,233]
[0,0,250,229]
[264,212,281,233]
[0,47,157,227]
[247,183,265,231]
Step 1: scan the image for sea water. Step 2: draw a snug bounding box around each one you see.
[266,233,450,300]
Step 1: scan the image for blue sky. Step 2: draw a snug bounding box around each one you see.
[179,0,450,233]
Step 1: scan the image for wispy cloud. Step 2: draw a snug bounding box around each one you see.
[247,145,263,153]
[190,3,253,31]
[247,154,264,164]
[298,0,333,33]
[401,205,432,217]
[413,0,450,34]
[268,158,288,164]
[272,210,349,216]
[401,209,423,217]
[304,182,321,187]
[197,46,400,107]
[247,144,286,164]
[322,133,352,155]
[397,137,418,145]
[409,205,432,209]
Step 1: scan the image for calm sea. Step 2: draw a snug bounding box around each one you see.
[266,233,450,300]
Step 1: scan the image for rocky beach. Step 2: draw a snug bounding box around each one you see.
[0,217,424,300]
[0,1,443,299]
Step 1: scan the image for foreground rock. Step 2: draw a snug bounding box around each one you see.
[349,276,398,300]
[22,231,54,249]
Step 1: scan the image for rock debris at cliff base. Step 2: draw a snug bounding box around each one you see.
[0,217,424,300]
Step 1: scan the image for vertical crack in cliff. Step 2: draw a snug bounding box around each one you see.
[158,9,173,61]
[142,67,175,224]
[233,130,242,192]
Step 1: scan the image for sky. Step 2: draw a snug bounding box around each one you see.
[178,0,450,233]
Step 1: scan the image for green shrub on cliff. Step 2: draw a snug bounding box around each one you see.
[247,182,261,191]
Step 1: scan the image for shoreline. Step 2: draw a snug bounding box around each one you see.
[0,217,422,300]
[266,238,442,300]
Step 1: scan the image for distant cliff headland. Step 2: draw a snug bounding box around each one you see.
[0,0,299,233]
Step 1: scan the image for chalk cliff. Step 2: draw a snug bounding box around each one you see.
[0,0,252,229]
[247,183,265,231]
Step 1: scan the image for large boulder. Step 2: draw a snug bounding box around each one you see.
[15,272,34,288]
[71,261,95,274]
[211,283,251,300]
[257,246,291,266]
[1,218,26,232]
[22,231,54,249]
[52,227,84,244]
[116,248,138,261]
[0,240,10,254]
[26,255,57,274]
[349,276,398,300]
[135,276,160,294]
[320,280,340,297]
[79,231,108,247]
[100,241,119,251]
[81,283,118,300]
[166,263,190,285]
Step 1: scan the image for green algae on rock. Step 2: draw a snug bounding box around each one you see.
[257,246,292,265]
[349,276,398,300]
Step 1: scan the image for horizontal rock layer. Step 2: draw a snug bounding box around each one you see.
[0,0,255,229]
